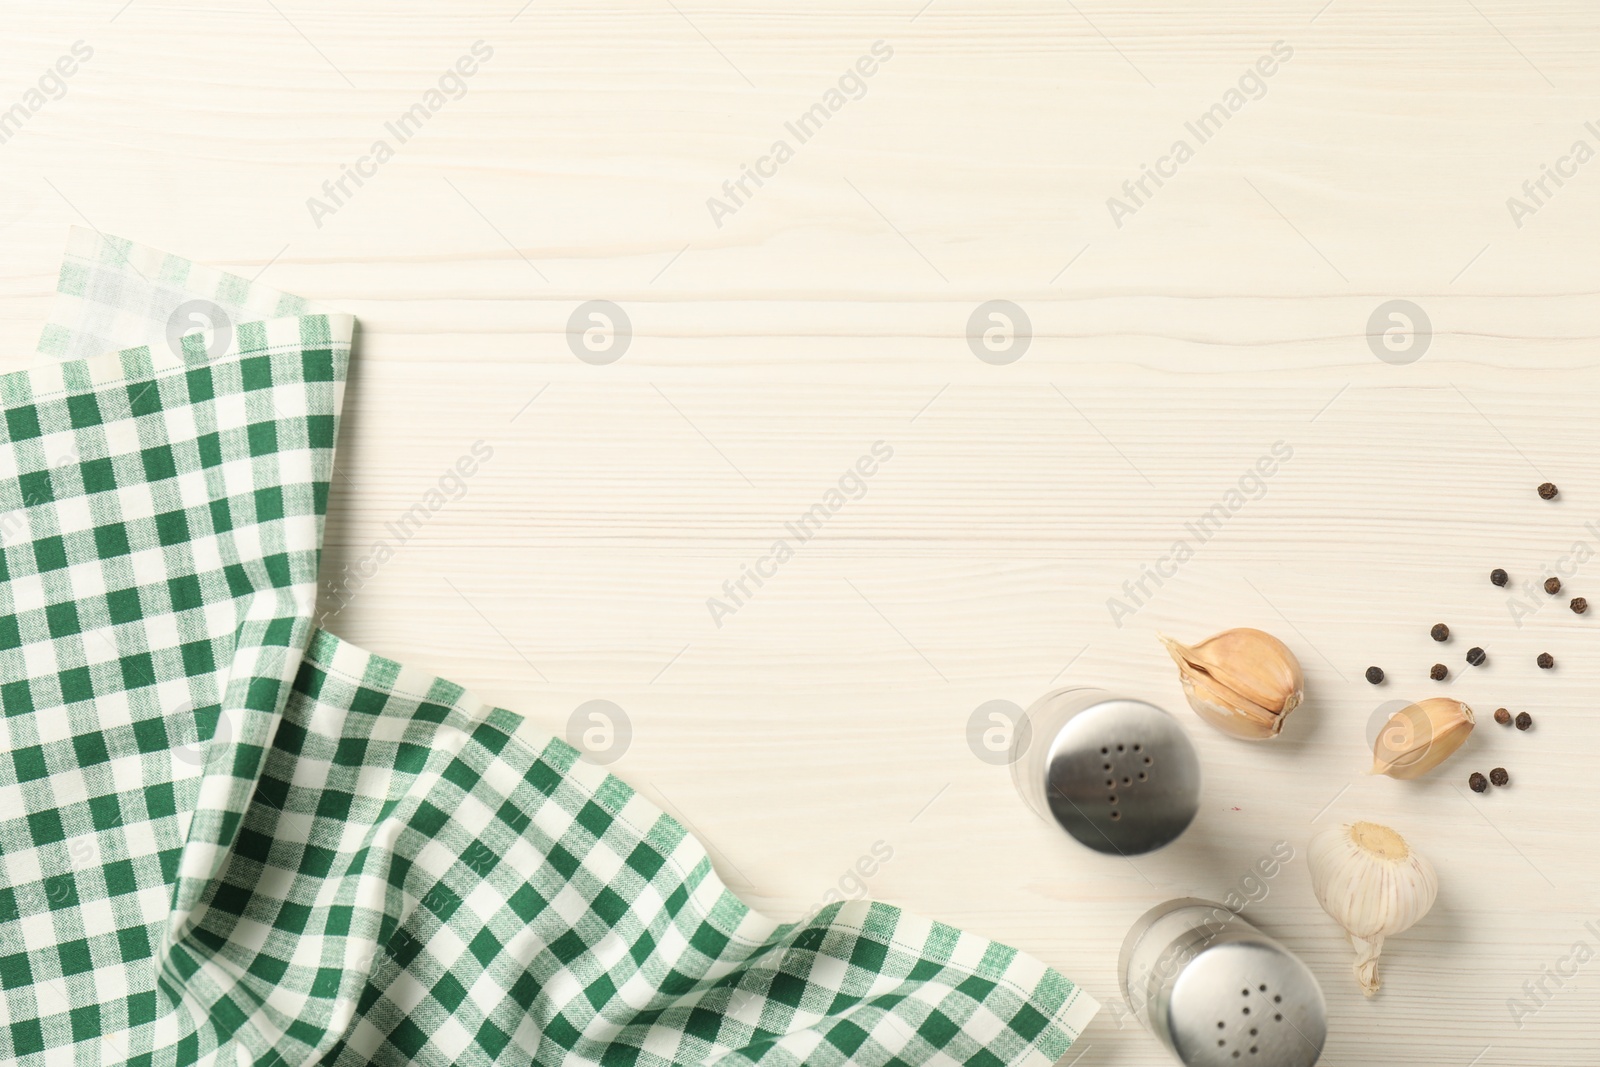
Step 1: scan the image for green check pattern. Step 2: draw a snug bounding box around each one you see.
[0,230,1097,1066]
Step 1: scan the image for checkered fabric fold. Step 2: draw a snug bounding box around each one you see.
[0,230,1097,1066]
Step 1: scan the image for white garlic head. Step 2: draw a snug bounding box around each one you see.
[1308,820,1438,996]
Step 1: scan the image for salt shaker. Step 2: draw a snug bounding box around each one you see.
[1119,898,1327,1067]
[1009,687,1200,854]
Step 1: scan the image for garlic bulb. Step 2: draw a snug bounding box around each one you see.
[1158,628,1304,740]
[1308,821,1437,996]
[1370,698,1474,779]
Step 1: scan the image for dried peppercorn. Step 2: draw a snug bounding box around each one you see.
[1468,771,1488,793]
[1430,623,1449,642]
[1545,577,1562,595]
[1466,647,1486,666]
[1539,482,1559,500]
[1491,568,1509,587]
[1489,767,1509,787]
[1573,597,1588,615]
[1365,666,1384,684]
[1538,652,1555,669]
[1493,708,1512,726]
[1430,663,1448,681]
[1515,711,1532,730]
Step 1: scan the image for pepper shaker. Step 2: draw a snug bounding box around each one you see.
[1009,687,1201,855]
[1120,898,1327,1067]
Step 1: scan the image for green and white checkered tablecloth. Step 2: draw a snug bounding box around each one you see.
[0,230,1097,1066]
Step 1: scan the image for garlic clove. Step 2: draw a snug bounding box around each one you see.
[1158,628,1304,740]
[1173,666,1282,740]
[1307,820,1438,996]
[1370,698,1474,779]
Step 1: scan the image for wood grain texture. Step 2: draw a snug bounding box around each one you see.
[4,2,1600,1063]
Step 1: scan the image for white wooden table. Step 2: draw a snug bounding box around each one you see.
[4,3,1599,1063]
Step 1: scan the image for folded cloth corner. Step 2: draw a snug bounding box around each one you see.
[0,229,1096,1066]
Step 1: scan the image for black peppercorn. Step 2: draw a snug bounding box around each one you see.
[1573,597,1588,615]
[1490,568,1509,587]
[1538,652,1554,669]
[1489,767,1509,787]
[1494,708,1511,725]
[1430,663,1448,680]
[1545,577,1562,595]
[1466,646,1486,666]
[1515,711,1532,730]
[1430,623,1449,642]
[1365,666,1384,684]
[1469,771,1488,793]
[1539,482,1559,500]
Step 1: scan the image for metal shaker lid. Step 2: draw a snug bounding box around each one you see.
[1033,692,1200,854]
[1166,937,1327,1067]
[1120,898,1327,1067]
